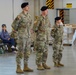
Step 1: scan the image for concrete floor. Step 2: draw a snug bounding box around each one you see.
[0,45,76,75]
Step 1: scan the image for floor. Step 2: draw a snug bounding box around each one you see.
[0,45,76,75]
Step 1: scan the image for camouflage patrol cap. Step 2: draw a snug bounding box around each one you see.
[41,6,48,11]
[21,2,29,8]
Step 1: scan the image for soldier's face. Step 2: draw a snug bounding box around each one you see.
[24,5,29,11]
[56,19,62,25]
[58,19,61,23]
[44,9,48,15]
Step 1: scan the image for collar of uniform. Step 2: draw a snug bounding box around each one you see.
[41,14,47,19]
[55,24,60,28]
[22,11,28,16]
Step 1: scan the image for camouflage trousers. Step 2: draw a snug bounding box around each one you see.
[35,41,48,65]
[16,37,31,66]
[52,43,64,63]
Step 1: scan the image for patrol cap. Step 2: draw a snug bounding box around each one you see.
[41,6,48,11]
[55,17,61,21]
[2,24,6,27]
[21,2,29,9]
[55,17,61,22]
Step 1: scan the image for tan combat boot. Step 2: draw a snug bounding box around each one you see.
[58,62,64,67]
[42,63,51,69]
[37,64,44,70]
[54,62,60,67]
[16,65,24,73]
[23,64,33,72]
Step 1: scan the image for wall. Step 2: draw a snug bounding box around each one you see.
[54,0,63,8]
[40,0,46,7]
[70,9,76,24]
[48,9,56,26]
[0,0,13,32]
[63,0,76,8]
[13,0,23,19]
[34,0,40,17]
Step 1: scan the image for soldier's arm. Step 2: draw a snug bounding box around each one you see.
[51,26,57,38]
[30,17,33,34]
[33,17,40,32]
[61,25,64,33]
[28,14,33,29]
[11,15,21,31]
[51,28,55,38]
[48,20,51,36]
[30,19,33,29]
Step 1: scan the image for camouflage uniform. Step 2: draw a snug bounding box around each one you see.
[33,15,51,65]
[51,25,64,64]
[12,11,32,66]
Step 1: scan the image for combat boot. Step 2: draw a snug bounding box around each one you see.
[58,62,64,67]
[37,64,44,70]
[16,65,24,73]
[23,64,33,72]
[54,62,60,67]
[42,63,51,69]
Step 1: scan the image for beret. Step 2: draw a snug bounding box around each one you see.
[21,2,29,8]
[55,17,61,21]
[2,24,6,27]
[41,6,48,11]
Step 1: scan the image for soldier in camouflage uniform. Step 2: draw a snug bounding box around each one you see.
[33,6,51,70]
[11,2,33,73]
[51,17,64,67]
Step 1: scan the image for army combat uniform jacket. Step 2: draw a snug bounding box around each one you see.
[11,11,32,66]
[51,24,64,63]
[33,15,51,65]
